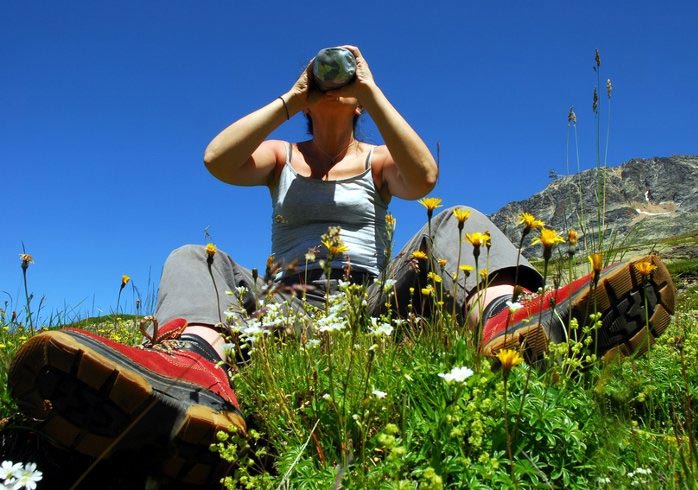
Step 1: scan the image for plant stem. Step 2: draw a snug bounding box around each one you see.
[22,267,34,334]
[451,229,463,321]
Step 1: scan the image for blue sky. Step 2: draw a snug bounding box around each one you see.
[2,1,696,322]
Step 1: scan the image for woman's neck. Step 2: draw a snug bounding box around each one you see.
[311,124,355,157]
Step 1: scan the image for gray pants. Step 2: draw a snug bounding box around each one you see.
[154,206,543,326]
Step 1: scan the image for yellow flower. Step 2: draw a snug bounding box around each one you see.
[567,229,578,246]
[121,275,131,288]
[479,269,489,281]
[453,208,471,229]
[531,228,565,249]
[421,285,434,296]
[497,348,524,372]
[588,253,603,284]
[205,243,217,264]
[322,239,349,256]
[427,272,442,283]
[518,212,544,231]
[465,232,491,248]
[634,260,657,278]
[19,253,34,271]
[385,213,396,228]
[437,258,448,268]
[418,197,443,211]
[459,264,474,273]
[411,250,428,261]
[320,226,348,258]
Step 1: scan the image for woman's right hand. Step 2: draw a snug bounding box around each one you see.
[285,60,326,114]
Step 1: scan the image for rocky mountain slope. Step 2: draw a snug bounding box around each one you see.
[489,155,698,260]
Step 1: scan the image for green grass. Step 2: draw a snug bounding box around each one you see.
[212,275,698,489]
[5,263,696,488]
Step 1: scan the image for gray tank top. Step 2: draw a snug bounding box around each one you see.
[270,143,389,278]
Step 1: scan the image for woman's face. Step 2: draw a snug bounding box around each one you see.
[308,95,360,119]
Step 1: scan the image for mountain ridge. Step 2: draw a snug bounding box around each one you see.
[489,155,698,260]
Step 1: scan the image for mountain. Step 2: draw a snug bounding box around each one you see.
[489,155,698,260]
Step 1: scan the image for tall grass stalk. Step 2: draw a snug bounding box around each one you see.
[20,252,35,334]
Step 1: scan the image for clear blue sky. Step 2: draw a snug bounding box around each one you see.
[2,1,696,322]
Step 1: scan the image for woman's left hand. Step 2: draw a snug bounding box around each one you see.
[325,45,377,102]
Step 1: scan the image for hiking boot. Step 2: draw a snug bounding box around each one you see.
[481,255,676,360]
[8,318,246,486]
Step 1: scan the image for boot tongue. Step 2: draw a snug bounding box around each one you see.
[178,333,223,364]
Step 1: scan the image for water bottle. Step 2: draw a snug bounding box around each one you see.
[312,47,357,91]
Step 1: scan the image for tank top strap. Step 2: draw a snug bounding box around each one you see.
[364,146,375,170]
[286,142,293,164]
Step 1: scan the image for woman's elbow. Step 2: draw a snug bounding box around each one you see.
[426,165,439,189]
[422,161,439,192]
[203,145,219,169]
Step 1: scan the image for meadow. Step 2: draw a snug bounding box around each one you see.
[2,213,696,489]
[1,51,696,489]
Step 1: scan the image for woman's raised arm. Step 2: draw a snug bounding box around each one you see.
[203,63,321,186]
[327,45,438,200]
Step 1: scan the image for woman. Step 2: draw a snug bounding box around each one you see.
[8,46,675,486]
[158,45,542,357]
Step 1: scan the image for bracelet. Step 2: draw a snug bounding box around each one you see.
[278,96,290,120]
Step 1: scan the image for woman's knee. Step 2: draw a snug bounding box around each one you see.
[434,205,488,227]
[166,244,206,261]
[164,244,234,266]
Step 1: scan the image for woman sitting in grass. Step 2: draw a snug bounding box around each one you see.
[8,45,675,485]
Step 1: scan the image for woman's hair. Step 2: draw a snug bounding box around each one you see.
[305,113,361,136]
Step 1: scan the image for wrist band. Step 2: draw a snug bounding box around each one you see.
[278,96,290,120]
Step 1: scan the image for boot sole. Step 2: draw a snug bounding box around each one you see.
[483,255,676,360]
[8,329,245,486]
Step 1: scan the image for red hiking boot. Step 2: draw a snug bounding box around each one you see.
[481,255,676,360]
[8,318,246,486]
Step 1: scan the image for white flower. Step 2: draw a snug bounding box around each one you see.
[372,390,387,399]
[0,461,21,481]
[304,338,321,349]
[239,323,266,343]
[438,366,474,383]
[382,278,397,292]
[322,393,332,401]
[317,314,347,333]
[628,467,652,479]
[5,462,42,490]
[506,300,523,312]
[369,317,394,337]
[235,286,249,296]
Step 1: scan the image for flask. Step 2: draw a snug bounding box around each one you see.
[312,47,357,91]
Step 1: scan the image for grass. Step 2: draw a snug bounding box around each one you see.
[1,246,696,489]
[1,51,697,489]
